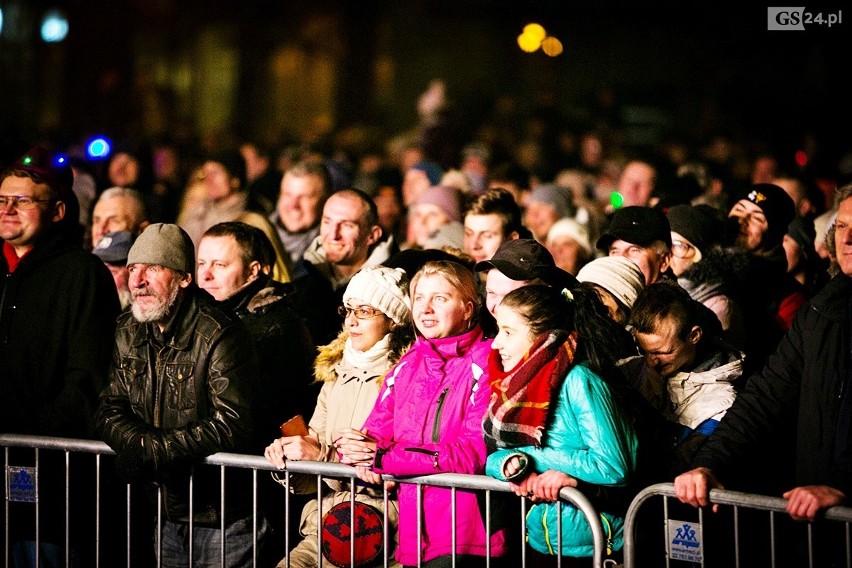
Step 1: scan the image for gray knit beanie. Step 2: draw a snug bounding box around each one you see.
[126,223,195,274]
[576,256,645,309]
[343,266,411,325]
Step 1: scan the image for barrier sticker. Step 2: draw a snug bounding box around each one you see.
[6,466,38,503]
[668,519,701,562]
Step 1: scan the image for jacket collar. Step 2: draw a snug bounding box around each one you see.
[418,324,484,360]
[810,274,852,322]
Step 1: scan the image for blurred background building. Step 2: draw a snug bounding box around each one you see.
[0,0,849,174]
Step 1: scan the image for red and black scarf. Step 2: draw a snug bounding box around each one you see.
[483,329,575,450]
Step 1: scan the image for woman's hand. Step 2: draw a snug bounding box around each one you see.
[335,427,377,466]
[263,435,321,468]
[502,455,527,479]
[355,465,383,485]
[528,469,578,502]
[509,472,538,498]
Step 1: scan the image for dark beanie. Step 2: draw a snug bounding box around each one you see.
[742,183,795,248]
[207,149,246,189]
[786,216,816,261]
[666,204,724,252]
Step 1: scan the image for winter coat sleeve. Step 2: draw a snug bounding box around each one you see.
[691,301,804,479]
[308,381,334,462]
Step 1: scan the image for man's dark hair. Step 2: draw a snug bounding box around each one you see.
[489,161,530,190]
[332,188,380,229]
[629,282,701,341]
[203,221,276,270]
[464,187,523,237]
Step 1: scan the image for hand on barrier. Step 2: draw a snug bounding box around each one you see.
[335,427,377,466]
[264,435,322,468]
[527,469,578,502]
[673,467,723,512]
[115,437,153,483]
[355,465,383,485]
[783,485,846,522]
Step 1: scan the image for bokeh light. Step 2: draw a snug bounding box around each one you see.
[41,10,69,43]
[610,191,625,209]
[517,33,541,53]
[87,137,111,159]
[541,36,564,57]
[522,23,546,42]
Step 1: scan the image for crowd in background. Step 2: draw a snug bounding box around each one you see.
[3,84,852,567]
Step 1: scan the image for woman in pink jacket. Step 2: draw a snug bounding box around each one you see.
[344,260,506,567]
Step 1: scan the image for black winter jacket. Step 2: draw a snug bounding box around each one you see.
[219,274,318,446]
[0,229,119,437]
[95,287,258,523]
[693,274,852,498]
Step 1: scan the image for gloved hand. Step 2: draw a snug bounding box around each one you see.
[115,438,152,483]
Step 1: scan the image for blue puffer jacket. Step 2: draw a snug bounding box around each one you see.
[485,362,638,557]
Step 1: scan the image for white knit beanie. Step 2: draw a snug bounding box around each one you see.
[343,266,411,325]
[546,217,592,255]
[576,256,645,309]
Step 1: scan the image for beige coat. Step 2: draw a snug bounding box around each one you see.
[276,330,401,568]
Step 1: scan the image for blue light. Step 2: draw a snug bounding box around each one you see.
[1,9,5,37]
[87,137,111,159]
[41,10,69,43]
[54,154,67,166]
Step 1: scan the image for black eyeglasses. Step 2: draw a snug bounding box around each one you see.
[0,195,53,210]
[338,305,384,320]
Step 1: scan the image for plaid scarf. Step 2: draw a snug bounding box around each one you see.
[483,330,574,450]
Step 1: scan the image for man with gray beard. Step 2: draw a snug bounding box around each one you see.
[95,223,267,567]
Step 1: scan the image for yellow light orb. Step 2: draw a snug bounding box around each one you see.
[517,33,541,53]
[523,23,547,42]
[541,36,564,57]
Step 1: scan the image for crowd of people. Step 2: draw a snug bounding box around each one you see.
[1,117,851,567]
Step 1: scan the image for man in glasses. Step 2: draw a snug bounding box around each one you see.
[0,145,120,564]
[0,145,120,435]
[666,204,746,350]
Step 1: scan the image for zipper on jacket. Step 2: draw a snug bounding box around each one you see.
[404,447,440,469]
[431,388,449,443]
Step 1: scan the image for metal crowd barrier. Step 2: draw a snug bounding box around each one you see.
[1,434,608,568]
[623,482,852,568]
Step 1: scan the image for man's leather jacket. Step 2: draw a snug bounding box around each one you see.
[96,287,258,524]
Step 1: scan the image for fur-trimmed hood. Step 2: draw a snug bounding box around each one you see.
[314,328,349,383]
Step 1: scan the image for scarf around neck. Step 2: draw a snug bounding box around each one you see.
[342,333,392,372]
[482,329,574,450]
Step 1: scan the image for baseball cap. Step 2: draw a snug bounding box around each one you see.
[596,206,672,252]
[92,231,135,265]
[474,238,578,289]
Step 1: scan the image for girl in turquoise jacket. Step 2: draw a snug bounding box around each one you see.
[483,285,639,558]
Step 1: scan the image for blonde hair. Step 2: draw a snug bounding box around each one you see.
[410,260,480,328]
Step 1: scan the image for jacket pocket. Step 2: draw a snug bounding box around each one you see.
[164,362,196,411]
[120,357,148,409]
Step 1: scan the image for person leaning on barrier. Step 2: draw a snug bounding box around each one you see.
[354,260,508,566]
[674,183,852,523]
[95,223,266,567]
[264,266,413,568]
[483,285,639,560]
[1,145,121,566]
